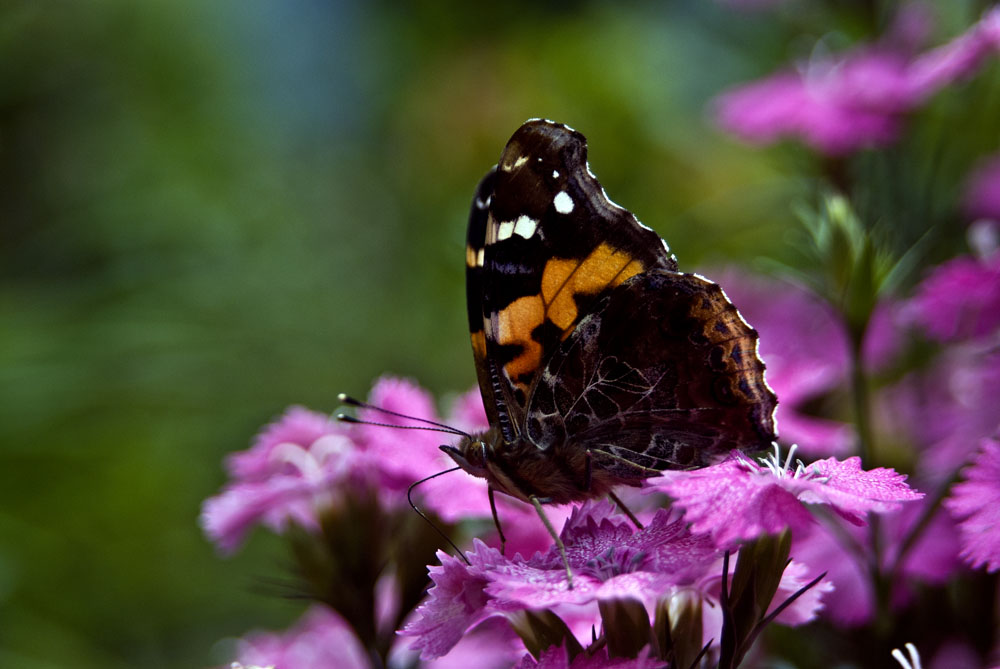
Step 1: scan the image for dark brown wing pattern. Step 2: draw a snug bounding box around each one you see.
[525,269,777,476]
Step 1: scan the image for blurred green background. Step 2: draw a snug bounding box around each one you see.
[0,1,991,667]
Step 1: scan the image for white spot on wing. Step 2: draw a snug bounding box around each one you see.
[552,170,559,178]
[477,248,484,267]
[497,220,515,241]
[553,191,574,214]
[513,215,537,239]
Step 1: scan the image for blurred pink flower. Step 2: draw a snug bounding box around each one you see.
[791,499,961,626]
[945,437,1000,573]
[649,447,923,548]
[964,155,1000,221]
[715,6,1000,154]
[908,252,1000,342]
[234,605,371,669]
[886,345,1000,482]
[200,406,363,554]
[715,52,909,154]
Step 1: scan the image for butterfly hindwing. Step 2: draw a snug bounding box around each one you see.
[525,269,777,476]
[472,120,678,442]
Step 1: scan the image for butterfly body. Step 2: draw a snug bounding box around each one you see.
[447,120,777,506]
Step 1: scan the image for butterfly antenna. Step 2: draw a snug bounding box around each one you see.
[407,467,472,565]
[336,393,471,439]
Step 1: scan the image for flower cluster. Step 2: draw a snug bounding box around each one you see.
[205,371,931,667]
[203,6,1000,666]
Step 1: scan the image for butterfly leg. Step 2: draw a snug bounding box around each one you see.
[488,486,507,556]
[585,450,644,529]
[607,489,644,530]
[529,495,573,590]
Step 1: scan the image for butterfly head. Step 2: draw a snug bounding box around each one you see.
[440,430,497,479]
[440,428,541,502]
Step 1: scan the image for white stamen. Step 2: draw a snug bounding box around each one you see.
[891,643,922,669]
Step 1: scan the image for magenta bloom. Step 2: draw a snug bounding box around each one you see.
[885,341,1000,482]
[715,7,1000,155]
[649,446,923,548]
[964,155,1000,221]
[908,252,1000,342]
[200,406,362,554]
[234,605,371,669]
[715,52,910,154]
[402,502,719,660]
[791,499,961,626]
[945,437,1000,573]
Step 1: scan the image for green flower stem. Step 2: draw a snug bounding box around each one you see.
[847,322,874,467]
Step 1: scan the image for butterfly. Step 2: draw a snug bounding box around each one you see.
[441,119,778,521]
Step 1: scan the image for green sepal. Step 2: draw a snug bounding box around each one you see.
[653,593,704,667]
[598,597,651,658]
[508,609,584,661]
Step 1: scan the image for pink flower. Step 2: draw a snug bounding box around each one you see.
[200,406,363,554]
[791,499,961,626]
[945,437,1000,573]
[649,446,924,548]
[355,376,448,490]
[201,377,573,557]
[908,252,1000,342]
[234,605,371,669]
[964,155,1000,221]
[715,7,1000,155]
[715,51,910,154]
[886,346,1000,482]
[402,502,720,660]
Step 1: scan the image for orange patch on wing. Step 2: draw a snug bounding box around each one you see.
[611,259,643,287]
[496,295,545,381]
[541,243,645,333]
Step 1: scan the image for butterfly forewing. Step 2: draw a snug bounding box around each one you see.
[474,120,679,440]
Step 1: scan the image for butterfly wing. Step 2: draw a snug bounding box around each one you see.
[525,269,778,476]
[467,120,677,443]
